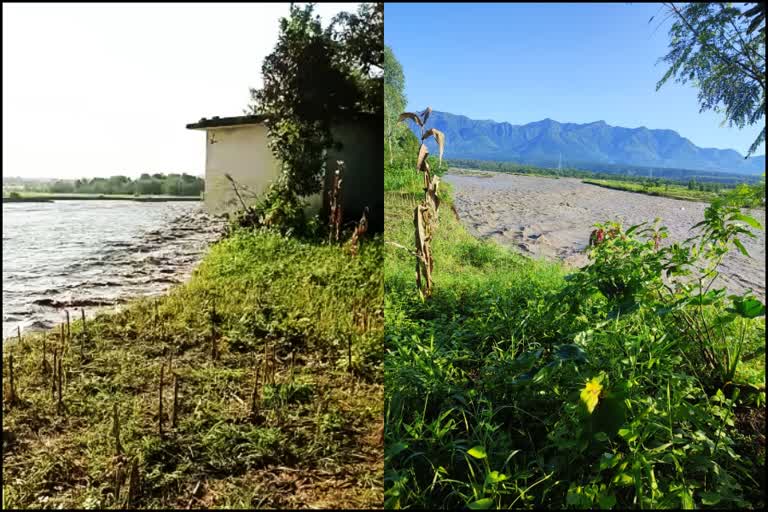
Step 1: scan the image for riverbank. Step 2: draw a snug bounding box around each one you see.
[3,194,201,203]
[384,164,764,509]
[2,228,384,509]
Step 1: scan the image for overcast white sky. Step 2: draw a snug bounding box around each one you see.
[2,2,359,179]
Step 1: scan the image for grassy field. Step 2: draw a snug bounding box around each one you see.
[582,179,721,203]
[2,229,383,509]
[384,164,765,509]
[3,193,201,203]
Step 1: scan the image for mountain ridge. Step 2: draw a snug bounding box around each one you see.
[411,110,765,175]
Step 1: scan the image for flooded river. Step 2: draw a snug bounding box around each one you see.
[2,201,226,341]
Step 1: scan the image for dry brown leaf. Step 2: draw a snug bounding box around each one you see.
[421,107,433,125]
[416,144,429,173]
[422,128,445,165]
[398,112,423,127]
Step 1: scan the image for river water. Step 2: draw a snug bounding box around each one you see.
[2,201,227,341]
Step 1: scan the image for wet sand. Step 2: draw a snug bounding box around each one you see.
[445,171,765,299]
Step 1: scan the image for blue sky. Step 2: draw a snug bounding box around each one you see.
[385,2,765,156]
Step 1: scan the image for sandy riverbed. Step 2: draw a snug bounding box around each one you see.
[445,171,765,299]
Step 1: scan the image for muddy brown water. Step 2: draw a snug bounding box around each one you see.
[445,171,765,300]
[2,201,227,341]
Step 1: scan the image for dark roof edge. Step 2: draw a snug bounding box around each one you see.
[186,110,382,130]
[186,115,266,130]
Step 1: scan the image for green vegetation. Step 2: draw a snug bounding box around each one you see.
[582,178,723,203]
[655,2,765,157]
[17,173,205,197]
[3,228,383,509]
[384,47,765,510]
[248,2,382,201]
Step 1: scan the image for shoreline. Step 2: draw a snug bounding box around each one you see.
[3,195,201,203]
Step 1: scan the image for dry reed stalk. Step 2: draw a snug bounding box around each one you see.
[57,356,63,411]
[65,310,71,340]
[51,349,58,401]
[8,354,17,404]
[113,403,123,456]
[126,457,140,508]
[250,365,260,420]
[17,326,21,344]
[158,364,164,438]
[328,161,344,243]
[81,308,86,337]
[171,375,179,428]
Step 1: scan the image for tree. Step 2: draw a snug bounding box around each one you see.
[655,3,766,157]
[249,3,381,197]
[384,46,406,164]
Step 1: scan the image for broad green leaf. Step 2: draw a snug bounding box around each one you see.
[554,343,588,363]
[728,297,765,318]
[467,446,487,459]
[484,470,508,485]
[700,491,722,505]
[467,498,494,510]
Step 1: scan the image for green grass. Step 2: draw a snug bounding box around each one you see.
[582,178,721,203]
[384,165,765,509]
[2,229,383,509]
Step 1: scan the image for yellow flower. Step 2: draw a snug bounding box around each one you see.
[580,377,603,414]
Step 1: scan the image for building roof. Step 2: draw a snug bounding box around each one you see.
[186,115,266,130]
[186,109,381,130]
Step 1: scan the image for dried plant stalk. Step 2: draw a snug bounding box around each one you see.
[158,364,164,438]
[113,403,124,456]
[328,161,344,243]
[171,375,179,428]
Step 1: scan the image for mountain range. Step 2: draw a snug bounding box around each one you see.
[412,111,765,175]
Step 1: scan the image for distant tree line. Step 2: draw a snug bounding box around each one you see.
[37,173,204,196]
[446,158,760,187]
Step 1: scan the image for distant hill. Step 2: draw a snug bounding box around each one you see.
[410,111,765,175]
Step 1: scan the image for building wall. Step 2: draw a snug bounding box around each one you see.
[202,117,382,232]
[203,124,281,216]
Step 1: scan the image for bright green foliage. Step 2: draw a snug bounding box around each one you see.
[384,158,765,508]
[384,46,407,164]
[656,2,766,156]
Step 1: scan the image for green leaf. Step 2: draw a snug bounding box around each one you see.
[467,498,494,509]
[484,470,508,485]
[467,446,487,459]
[385,442,408,459]
[728,297,765,319]
[733,238,750,257]
[598,493,617,509]
[612,472,634,486]
[554,344,588,363]
[700,491,722,505]
[728,212,763,229]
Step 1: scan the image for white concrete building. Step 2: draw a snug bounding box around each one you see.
[187,114,383,231]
